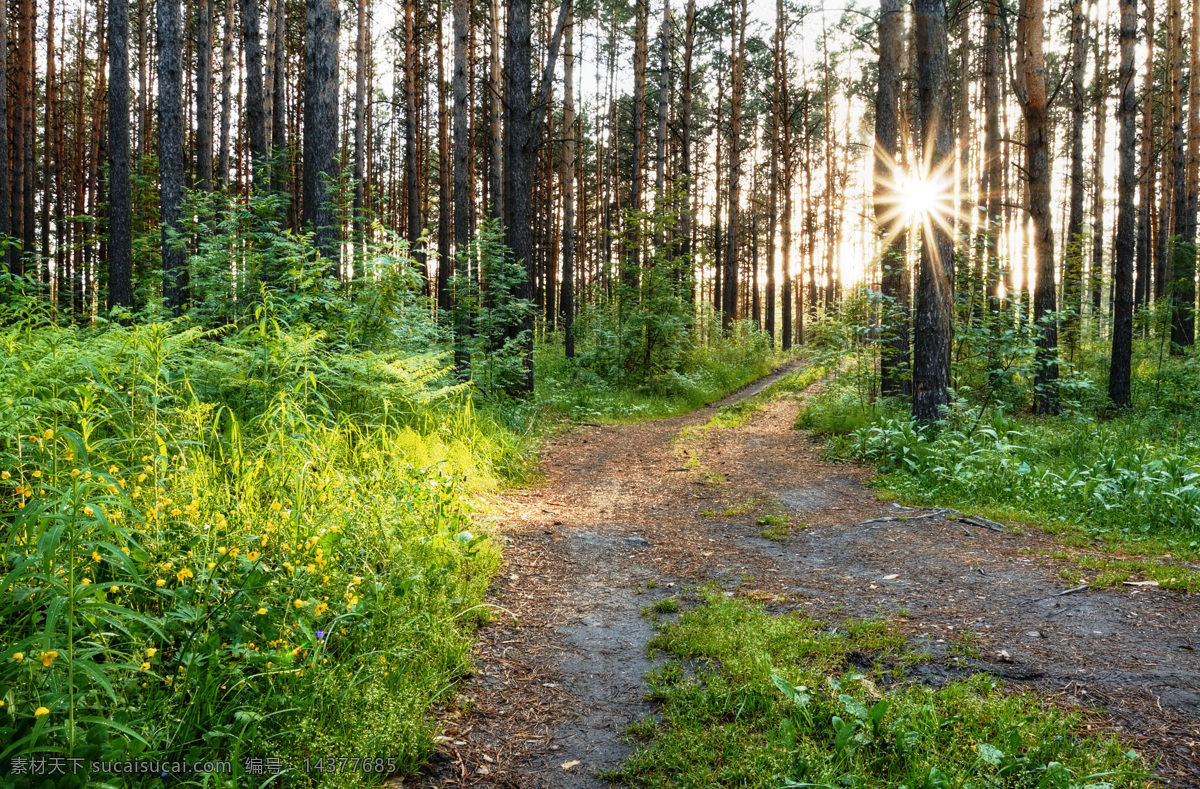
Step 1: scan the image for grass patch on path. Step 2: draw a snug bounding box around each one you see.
[607,591,1145,789]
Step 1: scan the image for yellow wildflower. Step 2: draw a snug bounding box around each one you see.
[39,651,58,668]
[110,585,119,593]
[31,470,41,478]
[146,648,157,658]
[305,563,315,574]
[293,599,306,609]
[70,469,80,477]
[137,473,147,483]
[12,652,23,662]
[108,465,118,474]
[207,562,216,571]
[140,662,150,671]
[0,470,8,480]
[34,706,49,717]
[80,578,91,586]
[314,602,329,617]
[43,429,54,441]
[256,607,268,615]
[217,547,227,555]
[92,551,103,562]
[228,548,239,558]
[176,567,194,583]
[82,506,94,516]
[246,551,258,562]
[155,579,166,588]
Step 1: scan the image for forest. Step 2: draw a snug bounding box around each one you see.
[0,0,1198,783]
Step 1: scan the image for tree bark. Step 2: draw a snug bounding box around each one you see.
[912,0,953,422]
[243,0,268,183]
[680,0,695,307]
[453,0,472,370]
[723,0,746,330]
[354,0,368,248]
[627,0,647,290]
[1063,0,1088,350]
[159,0,186,313]
[878,0,908,396]
[0,3,11,272]
[303,0,340,263]
[109,0,133,308]
[1109,0,1137,406]
[1135,0,1155,308]
[1016,0,1059,413]
[561,3,576,357]
[436,0,452,313]
[196,0,215,191]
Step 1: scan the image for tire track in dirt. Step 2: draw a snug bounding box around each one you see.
[410,365,1200,788]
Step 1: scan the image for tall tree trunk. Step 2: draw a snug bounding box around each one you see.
[41,0,55,290]
[1063,0,1088,351]
[680,0,695,307]
[780,1,795,349]
[354,0,368,247]
[488,0,502,220]
[561,3,576,357]
[217,0,236,187]
[436,0,452,313]
[627,0,647,290]
[243,0,268,183]
[1017,0,1059,413]
[1167,0,1192,347]
[912,0,953,422]
[404,0,423,281]
[453,0,472,370]
[159,0,186,313]
[767,0,781,346]
[503,0,536,390]
[1177,0,1200,346]
[723,0,746,330]
[1135,0,1155,309]
[654,1,669,204]
[109,0,133,308]
[0,1,8,272]
[196,0,214,191]
[878,0,908,395]
[1109,0,1138,406]
[1090,18,1109,325]
[303,0,340,263]
[269,0,287,189]
[983,0,1003,308]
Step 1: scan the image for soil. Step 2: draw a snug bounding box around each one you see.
[407,364,1200,788]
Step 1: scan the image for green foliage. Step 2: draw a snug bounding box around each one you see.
[610,591,1143,789]
[450,218,536,399]
[0,296,522,786]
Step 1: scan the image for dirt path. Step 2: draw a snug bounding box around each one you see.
[411,367,1200,788]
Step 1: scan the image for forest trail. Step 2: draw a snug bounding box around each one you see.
[409,367,1200,788]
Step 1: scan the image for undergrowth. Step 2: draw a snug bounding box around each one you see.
[0,288,523,786]
[609,591,1145,788]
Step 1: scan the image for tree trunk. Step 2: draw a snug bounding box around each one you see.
[1109,0,1137,406]
[723,0,746,330]
[504,0,536,390]
[0,1,8,271]
[436,0,452,313]
[1063,0,1088,351]
[217,0,235,187]
[1090,17,1108,326]
[983,0,1003,308]
[243,0,267,182]
[561,3,576,357]
[488,0,502,220]
[912,0,953,422]
[1167,0,1192,347]
[680,0,695,307]
[159,0,186,313]
[404,0,423,282]
[453,0,472,369]
[1177,0,1200,346]
[108,0,132,307]
[1017,0,1059,413]
[303,0,340,263]
[878,0,908,396]
[353,0,368,248]
[41,0,55,291]
[627,0,647,291]
[1135,0,1155,309]
[196,0,214,191]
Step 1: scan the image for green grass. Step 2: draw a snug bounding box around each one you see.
[0,318,524,788]
[608,591,1146,789]
[798,358,1200,563]
[535,335,788,424]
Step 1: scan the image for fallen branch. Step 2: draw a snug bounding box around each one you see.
[1055,584,1089,596]
[960,516,1006,532]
